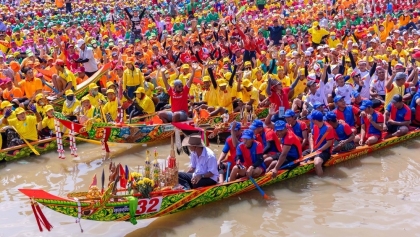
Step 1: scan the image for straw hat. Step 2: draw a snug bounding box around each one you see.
[181,134,205,147]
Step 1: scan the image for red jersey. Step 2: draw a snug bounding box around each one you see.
[268,87,291,111]
[168,85,190,112]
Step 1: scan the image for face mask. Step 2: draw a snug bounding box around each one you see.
[331,36,336,40]
[67,96,74,101]
[91,90,98,96]
[39,101,45,106]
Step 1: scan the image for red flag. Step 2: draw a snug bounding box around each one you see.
[119,164,127,188]
[89,174,97,188]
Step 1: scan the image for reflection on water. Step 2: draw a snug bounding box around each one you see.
[1,140,420,237]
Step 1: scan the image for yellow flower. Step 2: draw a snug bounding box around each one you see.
[137,180,144,186]
[131,172,142,179]
[142,178,155,187]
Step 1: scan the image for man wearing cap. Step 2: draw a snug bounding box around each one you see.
[229,129,265,182]
[265,78,293,115]
[75,67,88,85]
[308,21,329,48]
[52,59,76,96]
[178,134,218,189]
[131,87,155,116]
[3,104,41,147]
[2,77,23,102]
[75,39,98,77]
[333,95,360,131]
[266,18,285,46]
[385,69,418,106]
[284,109,309,148]
[103,88,119,122]
[355,100,384,145]
[37,105,57,138]
[123,60,144,99]
[304,110,334,176]
[62,89,81,122]
[384,94,411,137]
[217,121,242,183]
[85,83,106,108]
[159,64,195,123]
[0,101,16,121]
[324,111,356,153]
[268,120,303,177]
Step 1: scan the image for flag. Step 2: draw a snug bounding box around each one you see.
[89,174,97,188]
[119,164,127,188]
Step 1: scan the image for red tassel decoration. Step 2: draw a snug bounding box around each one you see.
[35,202,53,231]
[30,199,43,232]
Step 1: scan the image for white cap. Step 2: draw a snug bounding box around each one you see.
[292,51,299,57]
[386,36,392,40]
[307,47,314,52]
[77,39,85,48]
[331,64,338,71]
[305,51,311,56]
[347,40,353,44]
[279,50,286,55]
[415,31,420,35]
[317,46,323,50]
[394,30,400,34]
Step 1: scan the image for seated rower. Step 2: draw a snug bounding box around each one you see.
[355,100,384,145]
[130,87,155,117]
[103,89,119,122]
[410,91,420,127]
[384,94,411,137]
[284,109,309,149]
[1,101,16,120]
[269,120,303,177]
[62,90,81,122]
[229,129,265,182]
[324,112,356,153]
[178,134,218,190]
[86,83,107,108]
[217,122,242,183]
[333,95,360,133]
[79,96,100,124]
[2,105,41,147]
[37,105,58,138]
[303,110,334,176]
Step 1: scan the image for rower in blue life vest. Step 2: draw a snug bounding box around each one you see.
[324,111,356,153]
[229,129,265,182]
[303,110,334,176]
[268,120,303,178]
[217,121,242,183]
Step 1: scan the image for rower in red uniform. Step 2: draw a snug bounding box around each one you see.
[355,100,384,145]
[333,95,360,132]
[384,94,411,137]
[303,110,334,176]
[268,120,303,177]
[217,122,242,183]
[324,112,356,153]
[229,129,265,182]
[284,109,309,149]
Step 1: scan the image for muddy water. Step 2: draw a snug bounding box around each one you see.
[1,138,420,237]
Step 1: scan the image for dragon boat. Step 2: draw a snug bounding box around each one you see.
[19,127,420,226]
[43,63,112,112]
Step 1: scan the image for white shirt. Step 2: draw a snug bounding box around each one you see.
[359,73,373,99]
[335,83,354,104]
[190,147,218,182]
[306,82,326,106]
[370,76,386,96]
[78,47,98,73]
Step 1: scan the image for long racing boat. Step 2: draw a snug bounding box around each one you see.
[18,127,420,227]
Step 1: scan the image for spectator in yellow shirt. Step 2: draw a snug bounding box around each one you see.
[123,61,144,99]
[132,87,155,116]
[308,21,329,47]
[52,59,77,97]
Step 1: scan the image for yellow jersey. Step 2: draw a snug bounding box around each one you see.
[9,116,38,141]
[135,95,155,114]
[62,100,81,116]
[103,99,119,121]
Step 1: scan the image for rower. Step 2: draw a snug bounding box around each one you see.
[332,95,360,133]
[103,89,119,122]
[324,112,356,153]
[62,90,81,122]
[284,109,309,149]
[303,110,334,176]
[268,120,303,177]
[34,93,48,118]
[52,59,77,96]
[384,94,411,137]
[37,105,57,138]
[229,129,265,182]
[79,96,100,123]
[355,100,384,145]
[158,63,195,123]
[178,134,218,189]
[217,122,241,183]
[0,101,16,120]
[86,83,106,108]
[250,120,268,148]
[3,106,41,147]
[131,87,155,117]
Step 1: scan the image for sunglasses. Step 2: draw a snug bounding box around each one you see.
[354,74,361,78]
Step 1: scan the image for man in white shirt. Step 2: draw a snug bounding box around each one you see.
[75,39,98,78]
[178,134,218,190]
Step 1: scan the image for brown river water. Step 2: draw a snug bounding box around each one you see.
[1,138,420,237]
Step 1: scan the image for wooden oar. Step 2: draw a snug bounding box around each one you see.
[278,150,322,170]
[225,162,231,183]
[249,177,270,200]
[11,126,40,155]
[101,168,105,194]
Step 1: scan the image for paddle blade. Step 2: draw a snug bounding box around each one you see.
[101,168,105,193]
[263,194,270,200]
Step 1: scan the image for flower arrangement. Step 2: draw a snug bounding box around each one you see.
[128,172,155,198]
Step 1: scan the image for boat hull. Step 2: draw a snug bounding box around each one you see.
[19,128,420,222]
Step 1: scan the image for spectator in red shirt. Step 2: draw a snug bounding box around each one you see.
[158,63,195,123]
